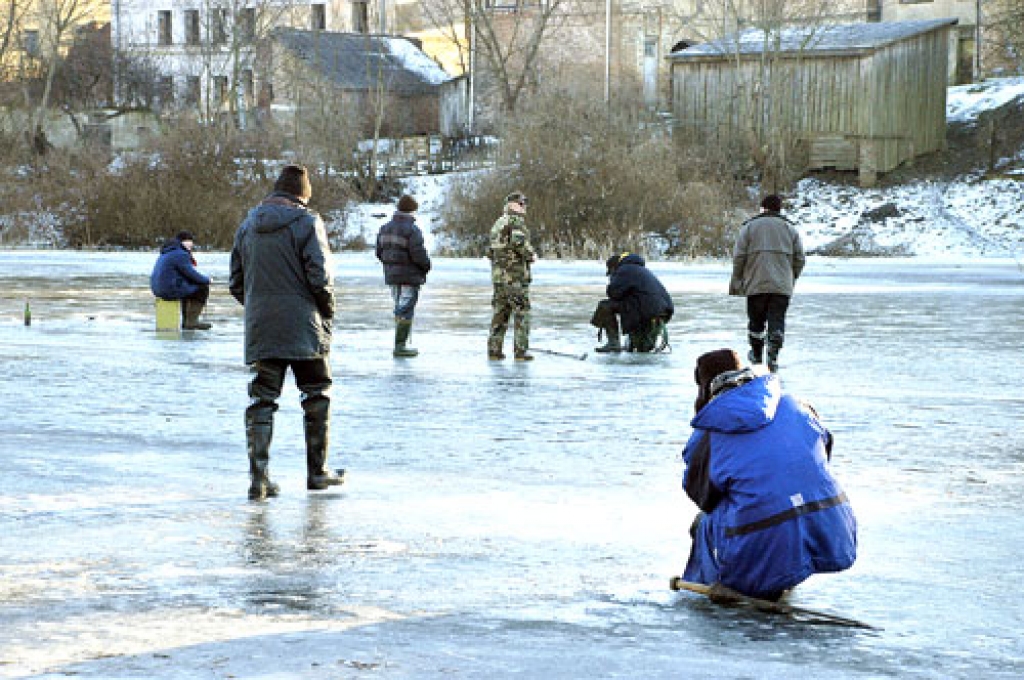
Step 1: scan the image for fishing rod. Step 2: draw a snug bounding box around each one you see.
[529,347,588,361]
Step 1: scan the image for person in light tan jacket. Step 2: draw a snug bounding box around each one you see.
[729,194,805,372]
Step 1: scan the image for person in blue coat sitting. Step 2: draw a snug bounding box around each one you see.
[681,348,857,600]
[150,230,212,330]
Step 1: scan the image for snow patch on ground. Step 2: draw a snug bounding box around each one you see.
[791,177,1024,258]
[947,77,1024,125]
[328,172,462,252]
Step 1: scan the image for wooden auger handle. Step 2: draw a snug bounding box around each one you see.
[669,577,879,630]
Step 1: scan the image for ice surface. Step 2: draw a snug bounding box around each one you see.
[1,251,1022,678]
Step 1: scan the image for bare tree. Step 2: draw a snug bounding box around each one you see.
[0,1,29,85]
[24,0,105,136]
[420,0,586,122]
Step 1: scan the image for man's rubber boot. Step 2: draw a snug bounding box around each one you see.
[182,299,212,330]
[246,408,279,501]
[514,351,534,361]
[304,396,346,490]
[393,318,419,357]
[488,336,505,360]
[765,331,784,373]
[595,323,623,353]
[747,331,765,365]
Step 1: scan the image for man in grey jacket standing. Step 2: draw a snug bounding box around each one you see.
[229,164,346,500]
[729,194,805,373]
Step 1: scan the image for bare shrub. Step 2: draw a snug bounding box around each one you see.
[436,88,743,259]
[70,121,276,248]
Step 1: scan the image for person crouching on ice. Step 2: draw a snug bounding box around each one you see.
[591,252,674,353]
[680,349,857,601]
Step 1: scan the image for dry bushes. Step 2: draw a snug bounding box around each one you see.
[73,122,283,249]
[436,91,744,259]
[0,118,360,250]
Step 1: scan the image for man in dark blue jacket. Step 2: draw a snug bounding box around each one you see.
[681,349,857,600]
[375,194,431,357]
[591,252,674,353]
[149,230,212,330]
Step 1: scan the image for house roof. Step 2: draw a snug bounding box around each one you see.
[273,28,452,94]
[668,18,958,61]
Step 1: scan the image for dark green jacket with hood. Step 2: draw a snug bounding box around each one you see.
[229,192,335,364]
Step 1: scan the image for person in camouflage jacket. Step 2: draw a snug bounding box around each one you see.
[487,192,536,361]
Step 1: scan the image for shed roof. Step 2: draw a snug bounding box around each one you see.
[273,28,452,94]
[668,18,957,61]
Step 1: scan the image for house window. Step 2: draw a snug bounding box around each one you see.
[185,9,200,45]
[242,69,255,108]
[158,76,174,106]
[311,3,326,30]
[157,10,172,46]
[22,29,40,57]
[185,76,201,106]
[214,75,229,108]
[238,7,256,41]
[257,82,274,110]
[212,9,228,45]
[352,1,368,33]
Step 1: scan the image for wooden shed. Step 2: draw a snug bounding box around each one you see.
[668,19,957,186]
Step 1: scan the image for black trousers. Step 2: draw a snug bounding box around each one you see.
[248,357,333,411]
[746,294,790,344]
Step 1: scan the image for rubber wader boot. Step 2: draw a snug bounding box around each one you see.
[488,336,505,360]
[595,323,623,353]
[748,332,765,365]
[393,318,419,357]
[304,396,346,490]
[765,331,783,373]
[182,299,212,330]
[246,411,279,501]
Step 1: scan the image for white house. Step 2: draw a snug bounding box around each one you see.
[110,1,390,121]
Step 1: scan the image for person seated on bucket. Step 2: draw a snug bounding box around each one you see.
[591,251,674,353]
[680,349,857,601]
[150,230,213,330]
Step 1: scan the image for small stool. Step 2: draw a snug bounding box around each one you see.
[155,297,182,332]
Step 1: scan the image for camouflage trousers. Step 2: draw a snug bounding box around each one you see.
[488,283,531,355]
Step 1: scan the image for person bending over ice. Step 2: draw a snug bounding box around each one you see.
[591,252,674,353]
[680,349,857,601]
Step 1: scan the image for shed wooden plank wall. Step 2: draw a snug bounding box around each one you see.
[863,28,948,174]
[670,26,950,182]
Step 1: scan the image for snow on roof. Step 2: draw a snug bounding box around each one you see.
[275,29,452,94]
[947,77,1024,124]
[385,35,451,86]
[669,19,958,59]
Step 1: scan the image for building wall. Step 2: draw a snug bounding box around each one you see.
[110,1,367,114]
[670,24,952,185]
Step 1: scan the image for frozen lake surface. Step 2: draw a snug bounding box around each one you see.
[1,250,1022,679]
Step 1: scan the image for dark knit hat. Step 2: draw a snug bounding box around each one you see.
[693,348,743,413]
[761,194,783,212]
[605,251,631,276]
[397,194,418,213]
[274,164,312,200]
[175,230,194,242]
